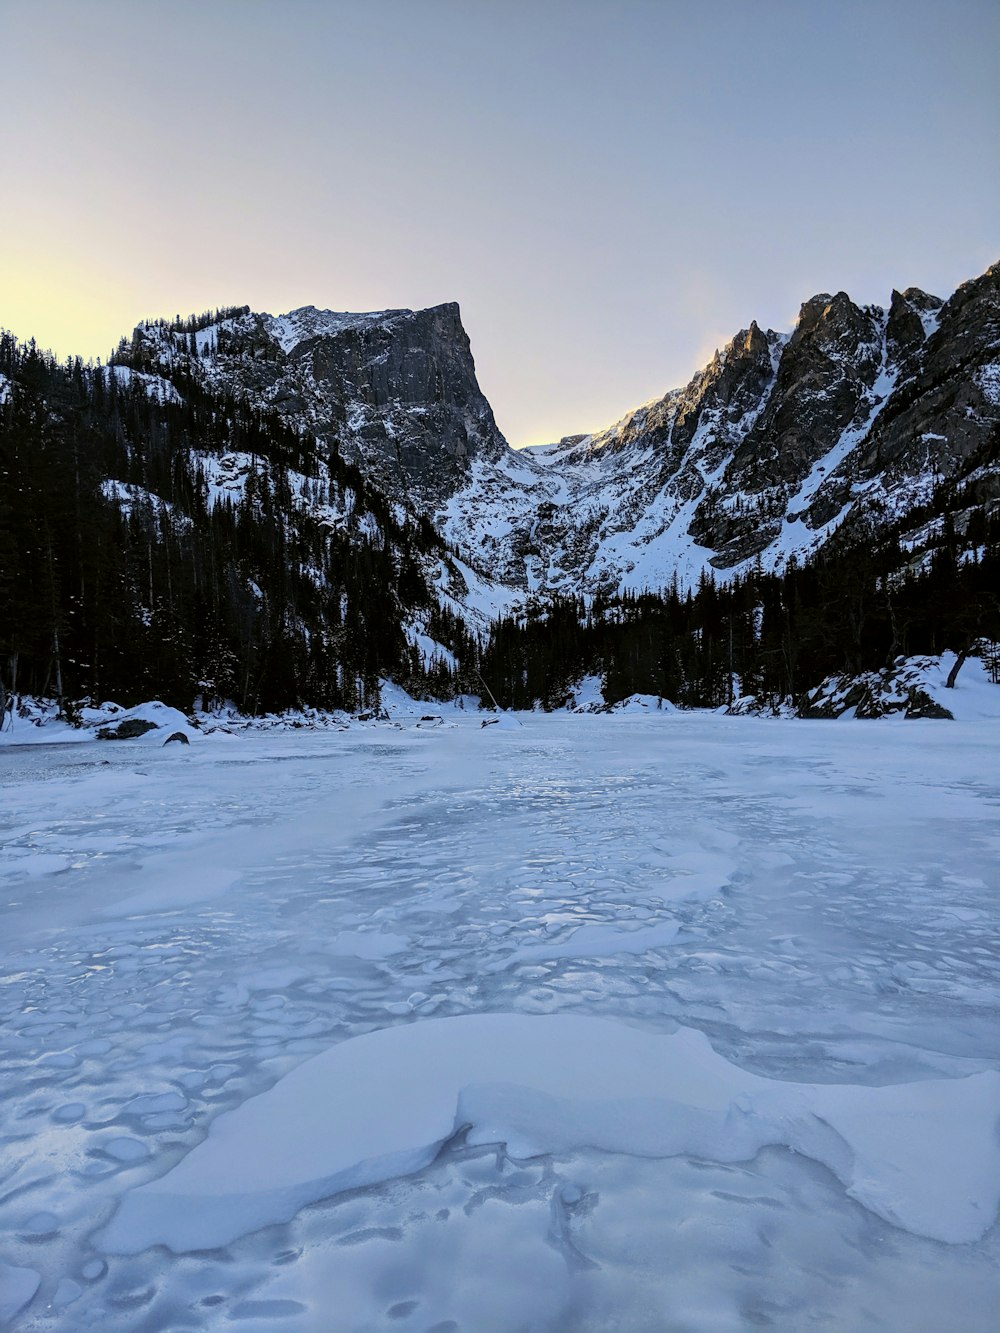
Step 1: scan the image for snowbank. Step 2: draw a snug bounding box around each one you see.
[480,710,523,729]
[603,693,678,714]
[920,650,1000,721]
[379,680,480,721]
[569,674,605,711]
[568,678,678,714]
[194,703,353,735]
[0,686,481,747]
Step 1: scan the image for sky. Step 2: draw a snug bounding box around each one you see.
[3,0,998,447]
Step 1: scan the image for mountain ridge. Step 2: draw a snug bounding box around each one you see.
[107,260,998,612]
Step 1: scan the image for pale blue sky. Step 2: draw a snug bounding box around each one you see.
[3,0,998,444]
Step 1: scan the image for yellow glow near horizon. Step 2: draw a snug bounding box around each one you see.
[3,3,997,445]
[0,257,132,363]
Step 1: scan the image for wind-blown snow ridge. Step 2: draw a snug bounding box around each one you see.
[99,1013,1000,1253]
[264,305,419,354]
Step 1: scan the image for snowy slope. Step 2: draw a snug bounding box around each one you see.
[443,269,999,598]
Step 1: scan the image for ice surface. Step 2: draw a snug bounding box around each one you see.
[499,917,682,963]
[0,1264,40,1323]
[2,713,1000,1328]
[327,930,410,959]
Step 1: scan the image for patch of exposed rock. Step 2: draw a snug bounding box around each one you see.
[799,661,954,719]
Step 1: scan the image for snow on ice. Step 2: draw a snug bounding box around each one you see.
[99,1014,1000,1254]
[1,709,999,1328]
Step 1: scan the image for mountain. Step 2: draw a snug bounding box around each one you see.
[444,264,1000,598]
[1,261,998,715]
[114,264,1000,606]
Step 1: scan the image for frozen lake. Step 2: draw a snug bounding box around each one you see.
[1,713,999,1330]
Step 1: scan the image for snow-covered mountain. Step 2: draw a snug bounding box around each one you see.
[118,261,1000,612]
[446,267,999,597]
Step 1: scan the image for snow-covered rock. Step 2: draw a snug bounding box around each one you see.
[0,698,200,746]
[800,651,1000,720]
[91,700,199,743]
[603,693,678,714]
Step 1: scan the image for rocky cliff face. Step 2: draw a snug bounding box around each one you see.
[128,301,507,510]
[855,266,1000,489]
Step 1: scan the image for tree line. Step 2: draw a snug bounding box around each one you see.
[478,497,1000,710]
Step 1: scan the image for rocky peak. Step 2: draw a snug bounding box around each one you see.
[740,319,770,356]
[284,301,510,507]
[127,301,508,509]
[793,291,834,327]
[669,320,780,455]
[857,261,1000,483]
[898,286,943,313]
[682,292,896,566]
[788,291,880,360]
[724,291,883,496]
[565,317,782,478]
[934,262,1000,353]
[886,286,942,365]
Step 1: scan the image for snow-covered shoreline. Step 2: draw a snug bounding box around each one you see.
[3,651,998,753]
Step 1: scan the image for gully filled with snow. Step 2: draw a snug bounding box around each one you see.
[1,714,999,1330]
